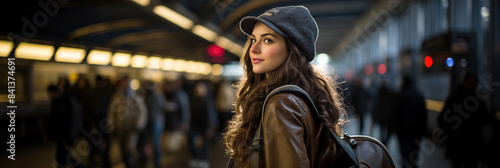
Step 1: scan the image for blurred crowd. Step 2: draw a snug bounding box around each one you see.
[42,72,497,168]
[44,75,236,168]
[347,73,496,168]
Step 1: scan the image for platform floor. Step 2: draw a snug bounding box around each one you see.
[0,113,494,168]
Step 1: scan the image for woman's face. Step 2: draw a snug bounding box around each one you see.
[249,22,289,74]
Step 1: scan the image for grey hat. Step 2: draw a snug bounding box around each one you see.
[239,5,319,62]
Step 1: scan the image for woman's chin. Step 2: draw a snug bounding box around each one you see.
[252,68,264,74]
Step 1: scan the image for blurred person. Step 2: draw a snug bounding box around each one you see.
[136,86,151,166]
[438,73,490,168]
[163,78,191,152]
[72,74,92,105]
[215,78,236,135]
[47,84,58,99]
[46,77,84,168]
[143,80,166,168]
[224,6,349,167]
[396,76,427,168]
[84,75,113,167]
[72,75,94,162]
[107,76,148,168]
[372,81,398,145]
[364,77,378,135]
[43,85,58,143]
[188,80,218,168]
[349,78,371,134]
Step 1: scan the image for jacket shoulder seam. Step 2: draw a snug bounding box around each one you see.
[267,93,310,114]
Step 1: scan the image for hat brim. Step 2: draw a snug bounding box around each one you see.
[239,16,287,37]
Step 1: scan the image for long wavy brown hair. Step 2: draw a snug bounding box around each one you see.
[223,37,347,167]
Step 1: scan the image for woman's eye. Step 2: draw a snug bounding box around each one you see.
[264,39,273,43]
[250,39,256,43]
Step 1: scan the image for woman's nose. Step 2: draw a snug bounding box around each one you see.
[250,42,260,54]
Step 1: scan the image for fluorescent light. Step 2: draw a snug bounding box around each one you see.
[192,25,218,42]
[112,52,131,67]
[185,61,195,73]
[216,37,243,56]
[131,54,147,68]
[87,50,111,65]
[55,47,86,63]
[172,59,186,72]
[15,42,54,61]
[147,56,162,69]
[162,58,175,71]
[153,5,193,30]
[0,40,13,57]
[202,63,212,75]
[216,37,231,49]
[196,62,205,74]
[228,44,243,56]
[212,64,223,76]
[131,0,150,6]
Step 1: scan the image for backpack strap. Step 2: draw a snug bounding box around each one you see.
[250,84,359,168]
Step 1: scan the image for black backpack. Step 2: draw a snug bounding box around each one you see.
[243,85,396,168]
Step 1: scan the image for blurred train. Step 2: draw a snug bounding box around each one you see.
[329,1,500,166]
[329,0,499,129]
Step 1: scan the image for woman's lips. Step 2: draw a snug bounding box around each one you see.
[252,58,264,64]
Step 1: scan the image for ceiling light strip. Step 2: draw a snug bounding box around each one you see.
[15,42,54,61]
[55,46,86,63]
[153,5,193,30]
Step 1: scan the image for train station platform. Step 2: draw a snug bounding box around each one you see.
[0,113,495,168]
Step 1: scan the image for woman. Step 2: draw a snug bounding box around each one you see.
[223,6,347,167]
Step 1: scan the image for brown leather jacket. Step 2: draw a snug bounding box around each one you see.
[236,92,327,167]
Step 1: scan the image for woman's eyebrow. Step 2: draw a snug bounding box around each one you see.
[250,33,277,38]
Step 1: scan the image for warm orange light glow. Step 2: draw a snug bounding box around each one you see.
[162,58,175,71]
[153,5,193,30]
[87,50,112,65]
[112,52,131,67]
[192,25,218,42]
[211,64,223,76]
[15,42,54,61]
[147,56,162,69]
[131,55,148,68]
[0,40,13,57]
[55,47,86,63]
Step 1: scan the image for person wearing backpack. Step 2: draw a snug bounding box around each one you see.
[223,6,349,167]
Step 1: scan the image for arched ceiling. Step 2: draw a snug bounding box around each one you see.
[1,0,377,64]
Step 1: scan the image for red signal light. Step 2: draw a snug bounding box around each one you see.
[425,56,433,68]
[206,44,225,57]
[378,64,386,74]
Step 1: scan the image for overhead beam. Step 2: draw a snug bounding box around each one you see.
[219,0,286,31]
[68,19,146,40]
[329,0,411,59]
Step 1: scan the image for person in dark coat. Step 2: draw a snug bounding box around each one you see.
[47,77,84,168]
[188,80,218,168]
[396,76,427,168]
[350,78,371,134]
[373,82,398,145]
[84,75,113,167]
[438,74,490,168]
[143,80,166,168]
